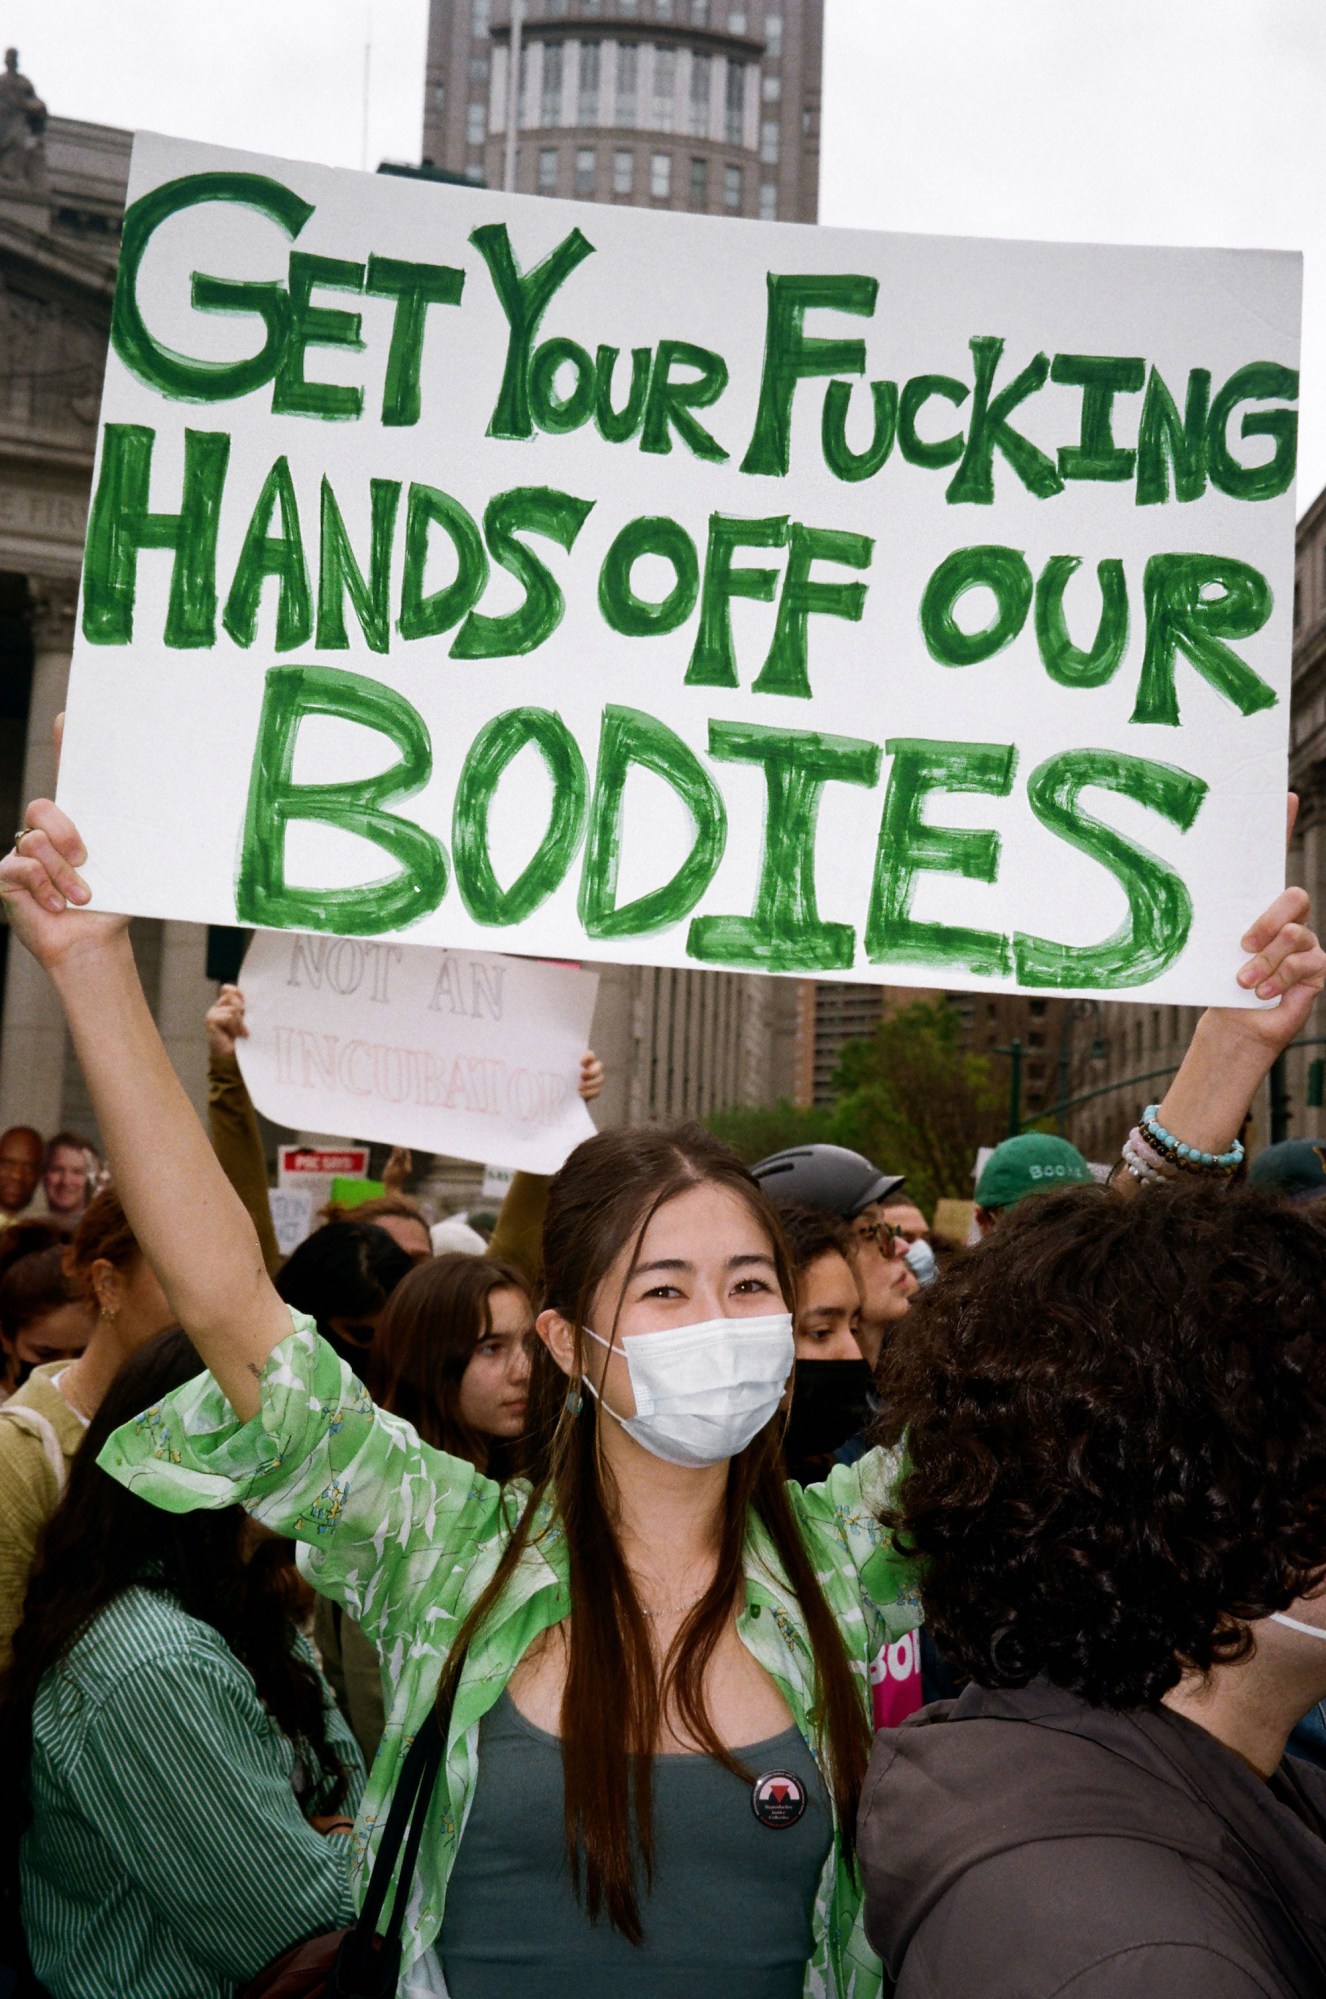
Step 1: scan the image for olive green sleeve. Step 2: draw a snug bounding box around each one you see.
[207,1051,282,1276]
[487,1172,551,1291]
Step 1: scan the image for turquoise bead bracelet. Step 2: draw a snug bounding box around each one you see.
[1141,1105,1243,1173]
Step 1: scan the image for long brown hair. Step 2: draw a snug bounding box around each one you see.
[369,1252,532,1474]
[434,1123,871,1941]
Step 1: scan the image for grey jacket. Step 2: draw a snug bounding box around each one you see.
[858,1678,1326,1998]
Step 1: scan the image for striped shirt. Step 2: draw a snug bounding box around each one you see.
[22,1582,364,1999]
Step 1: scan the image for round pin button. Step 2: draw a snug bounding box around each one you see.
[751,1769,807,1830]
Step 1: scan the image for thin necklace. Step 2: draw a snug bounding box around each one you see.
[640,1586,710,1620]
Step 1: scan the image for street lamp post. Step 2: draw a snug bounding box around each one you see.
[991,1037,1023,1139]
[1055,999,1107,1136]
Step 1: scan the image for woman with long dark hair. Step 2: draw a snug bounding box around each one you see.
[317,1252,535,1764]
[0,1329,363,1999]
[0,806,918,1997]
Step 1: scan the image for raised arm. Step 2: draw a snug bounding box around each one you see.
[0,796,289,1417]
[206,984,282,1278]
[1121,858,1326,1188]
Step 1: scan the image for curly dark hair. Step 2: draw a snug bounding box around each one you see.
[874,1181,1326,1709]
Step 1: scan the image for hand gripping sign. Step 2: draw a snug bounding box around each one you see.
[59,133,1300,1007]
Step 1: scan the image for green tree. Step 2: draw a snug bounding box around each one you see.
[829,1000,1003,1216]
[705,1097,836,1165]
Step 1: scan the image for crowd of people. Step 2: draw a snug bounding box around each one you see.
[2,780,1326,1998]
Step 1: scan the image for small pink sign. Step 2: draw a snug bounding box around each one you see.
[870,1628,923,1729]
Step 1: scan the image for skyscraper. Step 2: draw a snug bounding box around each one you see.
[422,1,822,226]
[418,2,821,1128]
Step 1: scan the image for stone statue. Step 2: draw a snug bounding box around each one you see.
[0,48,47,185]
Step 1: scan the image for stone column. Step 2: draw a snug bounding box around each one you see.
[0,577,77,1134]
[154,921,216,1128]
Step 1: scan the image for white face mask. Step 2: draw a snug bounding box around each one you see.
[583,1313,794,1469]
[1271,1612,1326,1643]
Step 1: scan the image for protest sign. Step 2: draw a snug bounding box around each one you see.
[278,1142,370,1218]
[58,132,1301,1004]
[268,1185,313,1257]
[236,930,599,1174]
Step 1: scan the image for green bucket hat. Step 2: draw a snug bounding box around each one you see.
[975,1133,1094,1211]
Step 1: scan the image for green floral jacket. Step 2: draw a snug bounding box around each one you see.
[100,1314,920,1999]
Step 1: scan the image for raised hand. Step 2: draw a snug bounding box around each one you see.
[0,797,125,972]
[579,1051,604,1103]
[205,985,249,1062]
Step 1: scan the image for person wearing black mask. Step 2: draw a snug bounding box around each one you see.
[779,1205,872,1487]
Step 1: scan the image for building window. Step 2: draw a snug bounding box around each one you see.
[724,162,742,210]
[760,116,779,163]
[616,41,639,123]
[1295,573,1304,631]
[620,0,638,12]
[655,0,674,15]
[758,178,777,219]
[466,162,485,183]
[584,0,602,13]
[653,44,676,130]
[766,12,783,56]
[724,58,746,143]
[690,51,711,136]
[613,146,634,194]
[575,146,596,196]
[578,40,602,122]
[541,41,564,125]
[651,150,671,198]
[729,8,748,29]
[762,71,781,101]
[469,55,489,84]
[433,81,446,109]
[472,0,491,29]
[538,145,558,194]
[547,0,567,12]
[689,155,708,206]
[690,0,710,21]
[467,101,487,146]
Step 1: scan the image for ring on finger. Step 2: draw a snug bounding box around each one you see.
[11,827,30,855]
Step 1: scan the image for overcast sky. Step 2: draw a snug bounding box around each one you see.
[11,0,1326,503]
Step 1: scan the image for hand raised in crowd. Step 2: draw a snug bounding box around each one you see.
[579,1051,604,1102]
[205,984,249,1062]
[382,1147,412,1194]
[0,724,124,976]
[1150,797,1326,1167]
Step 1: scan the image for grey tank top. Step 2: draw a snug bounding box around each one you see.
[440,1692,832,1999]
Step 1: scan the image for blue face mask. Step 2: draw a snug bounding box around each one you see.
[903,1238,937,1287]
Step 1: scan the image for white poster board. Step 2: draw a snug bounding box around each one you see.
[58,132,1301,1005]
[238,931,599,1174]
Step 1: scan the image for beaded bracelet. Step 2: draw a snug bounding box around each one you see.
[1121,1135,1172,1187]
[1140,1105,1243,1174]
[1128,1125,1180,1178]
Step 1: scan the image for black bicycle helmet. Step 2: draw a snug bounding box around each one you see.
[750,1143,904,1220]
